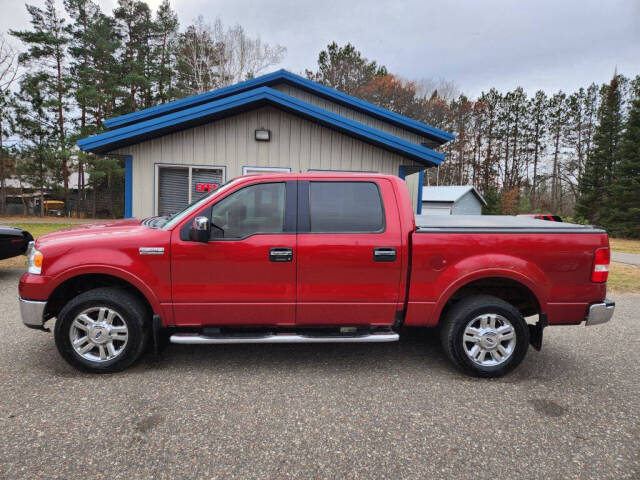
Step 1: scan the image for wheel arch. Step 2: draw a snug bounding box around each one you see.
[435,271,545,325]
[44,269,160,322]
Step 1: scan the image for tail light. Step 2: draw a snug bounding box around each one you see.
[591,247,610,283]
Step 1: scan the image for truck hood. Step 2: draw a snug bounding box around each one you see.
[35,219,145,248]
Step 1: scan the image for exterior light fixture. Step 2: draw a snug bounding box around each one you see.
[255,129,271,141]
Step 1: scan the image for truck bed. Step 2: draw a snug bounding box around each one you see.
[415,215,605,234]
[406,215,609,327]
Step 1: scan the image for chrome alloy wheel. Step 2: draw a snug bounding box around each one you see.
[462,313,516,367]
[69,307,129,362]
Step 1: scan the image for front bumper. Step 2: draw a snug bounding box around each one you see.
[585,299,615,326]
[19,297,47,330]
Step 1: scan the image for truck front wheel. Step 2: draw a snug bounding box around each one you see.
[439,294,529,377]
[54,288,148,373]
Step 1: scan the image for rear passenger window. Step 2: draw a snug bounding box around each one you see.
[309,182,384,233]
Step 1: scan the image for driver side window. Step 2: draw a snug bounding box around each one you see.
[210,182,286,239]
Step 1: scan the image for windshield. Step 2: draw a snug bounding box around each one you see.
[161,178,241,230]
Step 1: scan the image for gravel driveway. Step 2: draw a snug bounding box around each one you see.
[0,269,638,479]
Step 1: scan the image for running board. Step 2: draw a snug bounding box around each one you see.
[169,332,399,344]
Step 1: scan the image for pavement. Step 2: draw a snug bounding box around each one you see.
[0,269,638,480]
[612,251,640,266]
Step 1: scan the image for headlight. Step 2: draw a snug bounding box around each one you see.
[26,242,43,275]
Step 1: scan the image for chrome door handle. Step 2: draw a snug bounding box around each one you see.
[269,247,293,262]
[373,247,397,262]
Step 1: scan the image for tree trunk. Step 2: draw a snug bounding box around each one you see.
[532,124,540,208]
[503,136,510,190]
[92,185,97,218]
[107,170,114,218]
[0,117,5,216]
[552,131,561,210]
[56,48,68,215]
[77,158,84,218]
[159,33,167,101]
[484,119,493,193]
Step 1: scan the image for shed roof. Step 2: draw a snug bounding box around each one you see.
[422,185,487,205]
[102,70,455,145]
[78,87,445,166]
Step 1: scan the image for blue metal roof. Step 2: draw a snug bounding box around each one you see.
[102,69,455,145]
[78,87,445,166]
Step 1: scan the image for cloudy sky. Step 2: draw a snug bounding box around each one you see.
[1,0,638,97]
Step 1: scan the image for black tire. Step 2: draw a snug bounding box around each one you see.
[54,288,149,373]
[439,294,529,378]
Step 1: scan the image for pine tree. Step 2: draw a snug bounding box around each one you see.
[84,13,121,126]
[152,0,179,103]
[64,0,104,133]
[113,0,153,113]
[547,92,568,211]
[82,12,122,215]
[482,185,501,214]
[507,88,527,191]
[575,74,624,224]
[305,42,387,96]
[13,73,59,216]
[477,89,501,195]
[11,0,72,208]
[604,76,640,237]
[527,90,548,208]
[582,84,599,174]
[64,0,103,215]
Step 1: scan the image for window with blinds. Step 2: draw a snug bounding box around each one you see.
[157,165,224,216]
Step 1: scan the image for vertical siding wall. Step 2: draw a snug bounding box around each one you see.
[451,192,483,215]
[273,84,429,146]
[114,106,423,218]
[404,171,421,213]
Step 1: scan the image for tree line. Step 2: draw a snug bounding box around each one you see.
[0,1,637,237]
[307,43,639,237]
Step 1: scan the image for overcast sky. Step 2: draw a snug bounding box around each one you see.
[1,0,638,97]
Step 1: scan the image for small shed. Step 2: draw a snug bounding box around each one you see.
[421,185,486,215]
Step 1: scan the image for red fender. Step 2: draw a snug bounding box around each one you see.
[44,264,164,317]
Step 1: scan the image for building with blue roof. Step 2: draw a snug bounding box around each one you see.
[78,69,454,218]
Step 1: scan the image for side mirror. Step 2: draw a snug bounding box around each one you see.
[190,216,210,242]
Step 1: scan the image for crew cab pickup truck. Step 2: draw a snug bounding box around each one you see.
[18,174,615,377]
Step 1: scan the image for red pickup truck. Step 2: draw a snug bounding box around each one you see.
[19,173,614,377]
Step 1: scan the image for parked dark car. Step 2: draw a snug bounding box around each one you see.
[0,225,33,261]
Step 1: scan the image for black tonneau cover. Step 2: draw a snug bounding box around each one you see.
[415,215,605,234]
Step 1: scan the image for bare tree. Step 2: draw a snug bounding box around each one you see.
[212,19,286,86]
[175,16,286,95]
[416,77,459,103]
[0,35,19,215]
[175,16,223,95]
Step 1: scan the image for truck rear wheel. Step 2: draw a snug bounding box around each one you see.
[54,288,148,373]
[439,294,529,377]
